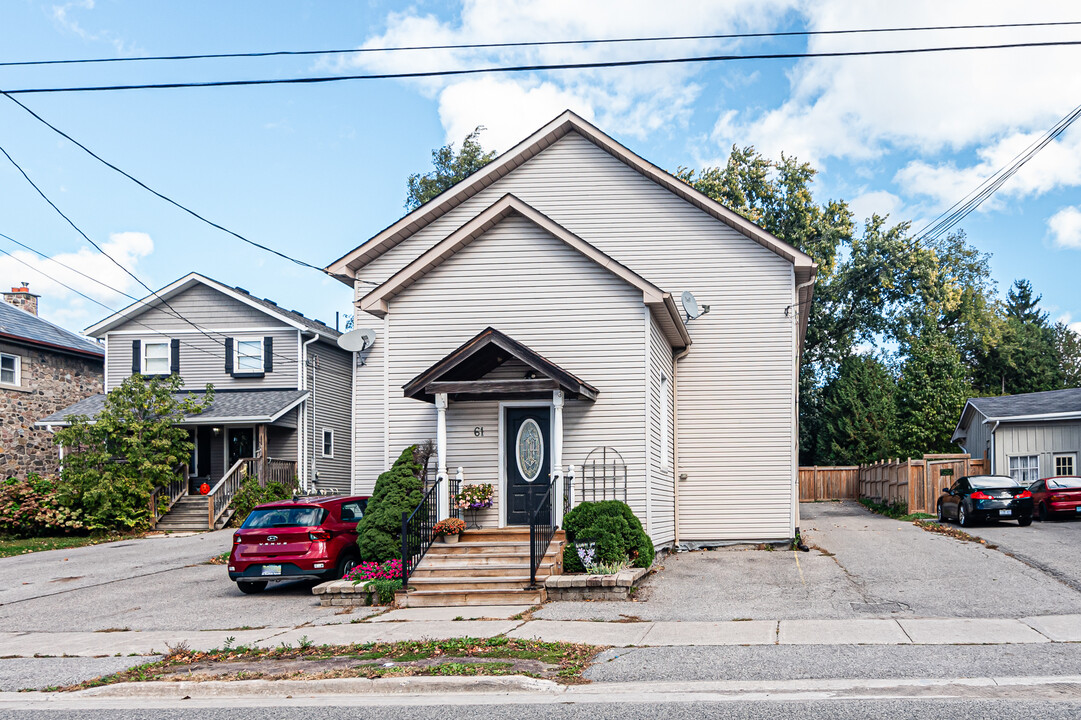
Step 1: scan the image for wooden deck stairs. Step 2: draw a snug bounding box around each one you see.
[154,496,233,532]
[397,528,565,607]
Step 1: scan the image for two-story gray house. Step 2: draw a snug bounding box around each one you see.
[37,273,353,528]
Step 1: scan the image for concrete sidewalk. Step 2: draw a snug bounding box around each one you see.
[0,613,1076,657]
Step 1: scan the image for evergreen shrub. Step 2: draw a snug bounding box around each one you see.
[562,500,654,573]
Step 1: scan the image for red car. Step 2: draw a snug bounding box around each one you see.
[228,495,368,594]
[1028,477,1081,521]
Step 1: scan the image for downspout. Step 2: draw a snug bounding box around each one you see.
[301,334,319,492]
[671,345,691,547]
[792,276,815,552]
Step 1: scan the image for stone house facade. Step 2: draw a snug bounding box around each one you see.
[0,285,104,479]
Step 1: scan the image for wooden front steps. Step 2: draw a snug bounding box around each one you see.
[397,528,565,607]
[154,496,232,532]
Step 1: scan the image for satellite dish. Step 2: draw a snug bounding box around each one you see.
[337,328,376,352]
[681,291,702,320]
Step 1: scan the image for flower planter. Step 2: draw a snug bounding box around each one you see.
[441,534,460,544]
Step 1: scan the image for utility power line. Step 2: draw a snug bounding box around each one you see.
[5,39,1081,95]
[913,100,1081,245]
[1,20,1078,68]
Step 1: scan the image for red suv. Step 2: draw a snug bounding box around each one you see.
[228,495,368,594]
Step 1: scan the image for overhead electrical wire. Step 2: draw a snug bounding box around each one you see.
[1,19,1079,68]
[0,230,141,303]
[5,39,1081,95]
[0,147,300,365]
[912,99,1081,245]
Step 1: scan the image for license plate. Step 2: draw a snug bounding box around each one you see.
[261,564,282,576]
[1076,507,1081,514]
[998,509,1012,517]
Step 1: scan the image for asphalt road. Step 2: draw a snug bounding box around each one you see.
[0,531,352,632]
[0,699,1079,720]
[537,501,1081,621]
[965,513,1081,594]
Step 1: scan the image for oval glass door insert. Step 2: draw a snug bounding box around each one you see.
[516,418,543,482]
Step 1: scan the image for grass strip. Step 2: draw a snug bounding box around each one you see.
[0,534,138,558]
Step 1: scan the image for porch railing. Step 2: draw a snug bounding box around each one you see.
[528,475,557,588]
[150,465,189,527]
[207,457,255,529]
[400,476,442,590]
[265,458,298,486]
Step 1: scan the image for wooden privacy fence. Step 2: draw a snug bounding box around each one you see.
[800,454,988,514]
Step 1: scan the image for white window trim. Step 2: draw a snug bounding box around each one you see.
[141,339,171,376]
[234,337,265,375]
[322,428,334,458]
[1007,454,1040,484]
[0,353,21,387]
[1053,453,1077,477]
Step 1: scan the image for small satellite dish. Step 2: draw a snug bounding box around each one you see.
[337,328,376,352]
[681,291,702,321]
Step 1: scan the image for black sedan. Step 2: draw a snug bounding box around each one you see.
[937,475,1033,527]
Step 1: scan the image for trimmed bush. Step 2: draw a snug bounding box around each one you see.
[562,500,654,573]
[228,477,298,528]
[356,444,430,562]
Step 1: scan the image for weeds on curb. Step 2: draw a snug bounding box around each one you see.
[913,520,989,544]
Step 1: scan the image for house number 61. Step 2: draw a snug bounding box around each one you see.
[474,427,484,437]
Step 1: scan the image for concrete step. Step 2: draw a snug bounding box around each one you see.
[396,588,545,607]
[410,563,556,578]
[406,574,547,591]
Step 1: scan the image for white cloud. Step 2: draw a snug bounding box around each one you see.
[848,189,904,224]
[1048,206,1081,249]
[50,0,138,55]
[711,1,1081,165]
[345,0,797,147]
[0,231,154,330]
[1057,314,1081,335]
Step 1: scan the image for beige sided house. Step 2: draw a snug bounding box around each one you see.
[330,111,816,548]
[38,273,353,530]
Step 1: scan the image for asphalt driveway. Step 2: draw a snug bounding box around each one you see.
[963,512,1081,595]
[536,501,1081,621]
[0,531,368,632]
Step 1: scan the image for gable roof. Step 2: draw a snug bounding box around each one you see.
[84,272,341,340]
[402,326,598,404]
[327,109,816,346]
[358,193,691,348]
[0,301,103,359]
[952,387,1081,441]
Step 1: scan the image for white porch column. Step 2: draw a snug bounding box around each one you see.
[553,389,565,526]
[435,392,449,520]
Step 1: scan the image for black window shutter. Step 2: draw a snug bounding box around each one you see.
[224,337,234,374]
[264,336,273,373]
[170,338,180,375]
[131,339,141,375]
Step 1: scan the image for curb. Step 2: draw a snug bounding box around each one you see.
[75,675,562,698]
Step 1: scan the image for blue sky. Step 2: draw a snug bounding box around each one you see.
[1,0,1079,338]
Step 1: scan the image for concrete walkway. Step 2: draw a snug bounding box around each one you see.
[0,613,1076,657]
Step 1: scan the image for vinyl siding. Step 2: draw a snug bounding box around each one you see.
[355,132,797,541]
[266,423,298,466]
[351,312,385,494]
[648,313,676,545]
[994,420,1081,479]
[103,285,299,391]
[306,341,353,493]
[385,214,648,528]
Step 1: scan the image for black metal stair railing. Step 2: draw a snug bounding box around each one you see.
[400,477,442,590]
[528,475,557,589]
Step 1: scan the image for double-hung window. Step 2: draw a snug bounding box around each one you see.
[236,339,263,373]
[143,341,170,375]
[0,353,20,386]
[1008,455,1039,485]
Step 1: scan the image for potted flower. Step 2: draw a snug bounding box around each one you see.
[433,517,466,543]
[454,483,494,510]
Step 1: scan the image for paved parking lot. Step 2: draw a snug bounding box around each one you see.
[536,501,1081,621]
[0,531,367,633]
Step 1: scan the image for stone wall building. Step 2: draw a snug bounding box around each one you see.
[0,285,103,479]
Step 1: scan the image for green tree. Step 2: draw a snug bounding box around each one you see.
[356,443,432,562]
[1053,322,1081,388]
[405,127,497,211]
[895,326,972,457]
[974,279,1062,395]
[817,354,898,465]
[55,374,213,531]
